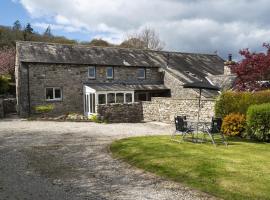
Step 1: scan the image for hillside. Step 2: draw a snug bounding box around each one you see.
[0,25,78,49]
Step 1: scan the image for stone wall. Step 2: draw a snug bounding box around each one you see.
[3,98,17,114]
[0,98,17,118]
[97,103,143,123]
[17,63,163,117]
[142,97,215,123]
[163,69,198,98]
[96,97,215,124]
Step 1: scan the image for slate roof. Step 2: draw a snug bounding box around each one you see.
[16,41,225,77]
[85,83,169,92]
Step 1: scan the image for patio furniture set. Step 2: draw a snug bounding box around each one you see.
[171,116,227,146]
[171,80,227,146]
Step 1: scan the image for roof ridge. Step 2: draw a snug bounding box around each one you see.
[15,40,219,56]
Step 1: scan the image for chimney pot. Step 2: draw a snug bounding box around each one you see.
[228,54,232,61]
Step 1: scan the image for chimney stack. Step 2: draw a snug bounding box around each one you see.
[224,53,235,75]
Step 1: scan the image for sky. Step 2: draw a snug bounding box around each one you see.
[1,0,270,60]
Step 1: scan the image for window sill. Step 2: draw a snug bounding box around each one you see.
[45,99,63,102]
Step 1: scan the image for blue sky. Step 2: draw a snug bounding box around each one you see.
[1,0,270,60]
[0,0,92,41]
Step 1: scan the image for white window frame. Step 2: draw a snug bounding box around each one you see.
[125,93,133,103]
[88,66,96,79]
[137,68,146,79]
[96,91,134,105]
[45,87,62,101]
[98,93,107,105]
[106,67,114,79]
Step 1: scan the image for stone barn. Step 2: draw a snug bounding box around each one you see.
[15,41,235,122]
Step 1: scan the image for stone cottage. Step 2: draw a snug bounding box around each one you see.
[15,41,235,120]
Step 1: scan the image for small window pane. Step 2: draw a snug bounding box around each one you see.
[46,88,54,99]
[107,67,113,79]
[88,67,96,78]
[98,94,106,104]
[116,93,124,103]
[138,93,147,101]
[86,94,89,112]
[54,88,61,99]
[89,93,92,113]
[107,93,115,104]
[138,68,145,79]
[125,93,132,103]
[84,94,87,111]
[92,94,96,113]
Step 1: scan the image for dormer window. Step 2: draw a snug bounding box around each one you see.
[88,66,96,79]
[106,67,114,79]
[137,68,146,79]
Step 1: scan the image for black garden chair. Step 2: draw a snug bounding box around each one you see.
[171,116,194,142]
[204,117,227,146]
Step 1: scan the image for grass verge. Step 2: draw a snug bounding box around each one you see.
[110,136,270,200]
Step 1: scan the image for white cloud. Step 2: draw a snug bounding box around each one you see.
[18,0,270,58]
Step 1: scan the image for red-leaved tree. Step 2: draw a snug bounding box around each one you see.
[231,43,270,91]
[0,47,15,79]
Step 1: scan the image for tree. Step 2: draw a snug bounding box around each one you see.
[121,27,165,50]
[23,23,34,40]
[88,39,111,47]
[120,37,145,49]
[230,43,270,91]
[13,20,22,31]
[0,47,15,79]
[43,25,52,37]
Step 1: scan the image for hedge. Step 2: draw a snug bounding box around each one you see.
[215,90,270,118]
[246,103,270,142]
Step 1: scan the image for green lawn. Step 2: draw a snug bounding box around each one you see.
[110,136,270,200]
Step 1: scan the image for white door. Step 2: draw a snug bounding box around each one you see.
[84,93,96,116]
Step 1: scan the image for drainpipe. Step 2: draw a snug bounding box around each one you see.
[27,64,31,116]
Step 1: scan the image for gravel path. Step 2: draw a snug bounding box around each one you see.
[0,119,217,200]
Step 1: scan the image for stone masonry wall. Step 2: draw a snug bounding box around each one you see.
[19,64,162,116]
[97,103,143,123]
[0,98,17,118]
[142,97,215,123]
[3,98,17,114]
[163,69,199,98]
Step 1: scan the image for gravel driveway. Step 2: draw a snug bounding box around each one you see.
[0,119,216,200]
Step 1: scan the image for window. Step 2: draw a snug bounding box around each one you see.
[107,93,115,104]
[88,66,96,79]
[106,67,114,79]
[98,94,106,104]
[125,93,132,103]
[137,68,146,79]
[136,93,148,101]
[116,93,124,103]
[46,87,62,101]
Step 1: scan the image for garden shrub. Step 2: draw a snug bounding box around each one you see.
[246,103,270,142]
[34,104,54,114]
[66,113,88,120]
[88,114,102,123]
[88,114,108,123]
[215,90,270,118]
[0,75,10,94]
[221,113,246,137]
